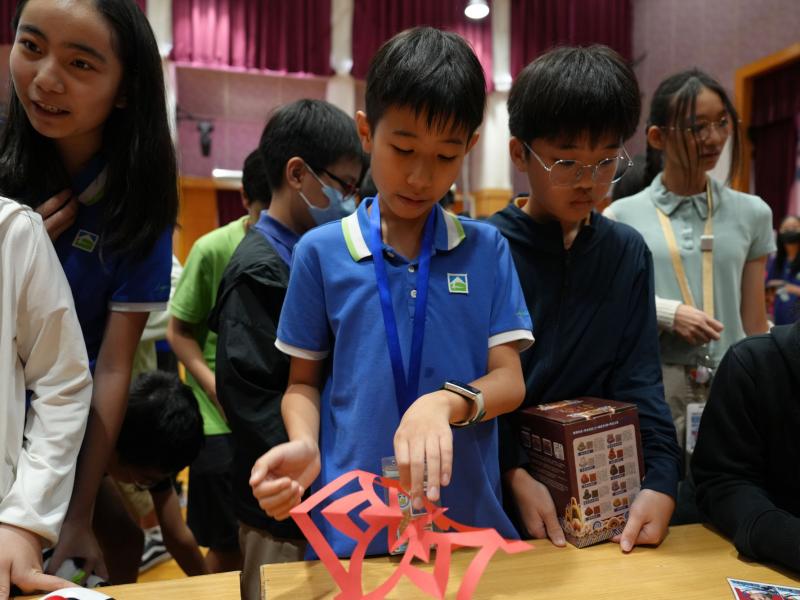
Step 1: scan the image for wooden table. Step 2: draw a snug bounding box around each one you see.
[16,525,800,599]
[15,571,240,600]
[260,524,800,599]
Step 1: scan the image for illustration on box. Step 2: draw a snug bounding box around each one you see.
[517,397,644,548]
[561,425,640,545]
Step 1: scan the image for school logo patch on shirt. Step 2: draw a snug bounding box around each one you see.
[447,273,469,294]
[72,229,99,252]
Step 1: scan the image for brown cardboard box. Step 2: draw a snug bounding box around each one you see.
[516,398,644,548]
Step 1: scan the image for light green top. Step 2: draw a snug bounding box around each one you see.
[610,174,775,367]
[169,216,248,435]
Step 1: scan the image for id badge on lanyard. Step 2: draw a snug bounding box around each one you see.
[367,197,436,415]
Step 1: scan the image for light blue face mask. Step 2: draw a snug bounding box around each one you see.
[300,166,356,226]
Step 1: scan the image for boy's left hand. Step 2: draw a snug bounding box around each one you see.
[612,489,676,552]
[394,390,458,511]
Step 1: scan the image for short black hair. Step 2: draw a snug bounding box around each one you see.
[643,68,740,187]
[242,149,271,208]
[508,45,640,146]
[258,99,363,192]
[116,371,204,475]
[365,27,486,137]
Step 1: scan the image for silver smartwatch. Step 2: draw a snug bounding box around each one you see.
[443,380,486,428]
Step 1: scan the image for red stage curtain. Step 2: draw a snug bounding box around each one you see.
[751,60,800,228]
[172,0,332,76]
[510,0,631,76]
[216,188,246,227]
[351,0,493,89]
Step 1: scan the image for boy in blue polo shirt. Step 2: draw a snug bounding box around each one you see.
[250,27,533,558]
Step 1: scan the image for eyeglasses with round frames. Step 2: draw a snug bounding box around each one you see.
[523,142,634,187]
[664,116,734,142]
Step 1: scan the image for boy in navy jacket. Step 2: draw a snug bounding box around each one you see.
[489,45,681,552]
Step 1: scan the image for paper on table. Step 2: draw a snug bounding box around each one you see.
[38,588,113,600]
[727,577,800,599]
[290,469,533,599]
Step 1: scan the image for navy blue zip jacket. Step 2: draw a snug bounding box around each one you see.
[489,202,681,500]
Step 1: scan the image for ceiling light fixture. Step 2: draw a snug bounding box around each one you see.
[464,0,490,20]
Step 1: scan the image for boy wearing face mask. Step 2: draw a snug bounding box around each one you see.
[208,99,365,600]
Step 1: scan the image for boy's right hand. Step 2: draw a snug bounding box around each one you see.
[394,390,455,511]
[504,467,566,547]
[35,190,79,241]
[250,440,320,521]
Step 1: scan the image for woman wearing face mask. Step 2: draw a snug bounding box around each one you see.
[606,70,774,461]
[768,216,800,325]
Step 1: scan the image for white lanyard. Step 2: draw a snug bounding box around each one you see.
[655,180,715,320]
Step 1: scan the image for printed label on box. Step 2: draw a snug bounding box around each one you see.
[517,397,644,548]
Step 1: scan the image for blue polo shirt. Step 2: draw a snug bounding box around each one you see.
[252,211,300,266]
[53,159,172,367]
[276,198,533,557]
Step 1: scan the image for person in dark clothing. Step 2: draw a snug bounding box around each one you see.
[208,99,365,600]
[99,371,207,583]
[692,321,800,572]
[489,45,681,553]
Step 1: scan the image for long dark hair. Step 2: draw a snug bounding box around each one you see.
[643,69,740,189]
[0,0,178,257]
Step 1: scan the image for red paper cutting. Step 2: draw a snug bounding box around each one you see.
[289,470,533,599]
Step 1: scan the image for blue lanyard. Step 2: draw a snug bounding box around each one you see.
[368,198,436,415]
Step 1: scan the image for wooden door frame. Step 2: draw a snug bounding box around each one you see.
[734,42,800,192]
[174,176,241,263]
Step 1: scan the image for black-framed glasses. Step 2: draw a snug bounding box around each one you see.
[523,142,634,187]
[665,116,734,142]
[307,164,359,198]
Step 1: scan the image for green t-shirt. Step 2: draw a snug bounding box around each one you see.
[170,216,248,435]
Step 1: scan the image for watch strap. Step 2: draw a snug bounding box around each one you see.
[443,380,486,427]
